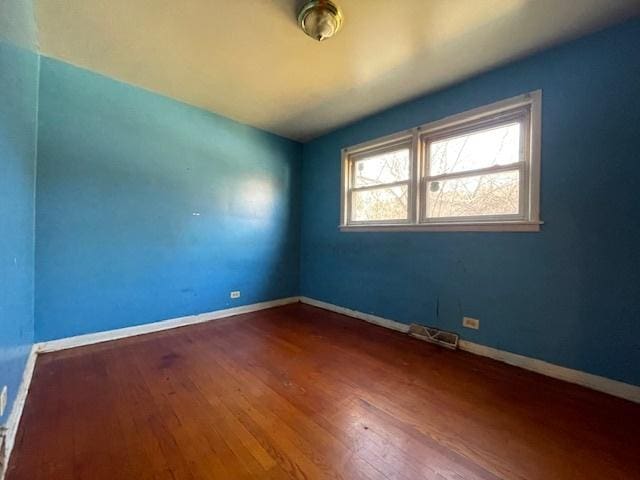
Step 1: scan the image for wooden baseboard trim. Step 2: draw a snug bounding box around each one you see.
[299,296,640,404]
[36,297,300,354]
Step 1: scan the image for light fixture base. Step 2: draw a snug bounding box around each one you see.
[297,0,343,42]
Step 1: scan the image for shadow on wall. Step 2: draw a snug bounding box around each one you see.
[34,57,301,342]
[0,33,38,426]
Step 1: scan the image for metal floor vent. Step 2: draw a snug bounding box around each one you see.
[408,324,459,350]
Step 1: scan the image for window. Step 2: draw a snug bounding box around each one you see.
[341,91,542,232]
[346,139,413,224]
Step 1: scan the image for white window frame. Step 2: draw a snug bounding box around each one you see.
[342,135,415,226]
[340,91,542,232]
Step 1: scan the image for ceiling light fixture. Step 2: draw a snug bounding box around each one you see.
[298,0,343,42]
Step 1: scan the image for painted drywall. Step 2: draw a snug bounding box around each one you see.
[34,57,301,341]
[0,0,38,50]
[300,19,640,386]
[0,39,39,424]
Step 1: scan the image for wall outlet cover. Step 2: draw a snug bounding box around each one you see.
[230,291,241,299]
[463,316,480,330]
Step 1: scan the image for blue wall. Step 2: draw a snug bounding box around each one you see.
[0,40,39,423]
[5,17,638,393]
[300,20,640,386]
[35,57,301,341]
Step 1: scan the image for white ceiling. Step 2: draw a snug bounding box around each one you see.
[35,0,640,141]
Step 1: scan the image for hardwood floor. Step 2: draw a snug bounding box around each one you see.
[7,303,640,479]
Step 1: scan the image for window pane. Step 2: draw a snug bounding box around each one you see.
[429,123,520,176]
[353,148,410,187]
[352,185,409,222]
[427,170,520,218]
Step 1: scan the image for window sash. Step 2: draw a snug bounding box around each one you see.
[425,162,525,182]
[340,91,541,231]
[420,110,530,224]
[421,164,526,224]
[345,139,414,225]
[350,179,409,193]
[347,181,411,225]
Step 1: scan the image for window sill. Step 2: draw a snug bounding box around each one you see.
[339,221,543,233]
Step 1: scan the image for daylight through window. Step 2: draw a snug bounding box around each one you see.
[341,92,541,232]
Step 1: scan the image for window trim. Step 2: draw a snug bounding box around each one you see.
[343,136,415,226]
[340,91,542,232]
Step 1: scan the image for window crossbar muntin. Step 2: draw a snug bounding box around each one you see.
[340,91,542,232]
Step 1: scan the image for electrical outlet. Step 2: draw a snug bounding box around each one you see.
[230,291,241,299]
[463,316,480,330]
[0,386,7,417]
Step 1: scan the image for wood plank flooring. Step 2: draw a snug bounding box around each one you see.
[7,303,640,479]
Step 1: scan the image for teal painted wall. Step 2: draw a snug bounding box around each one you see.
[34,57,302,341]
[0,39,39,424]
[0,0,38,51]
[300,20,640,386]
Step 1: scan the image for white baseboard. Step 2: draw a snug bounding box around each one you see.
[456,340,640,403]
[36,296,300,353]
[1,344,37,480]
[299,296,640,404]
[300,296,411,333]
[0,297,300,478]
